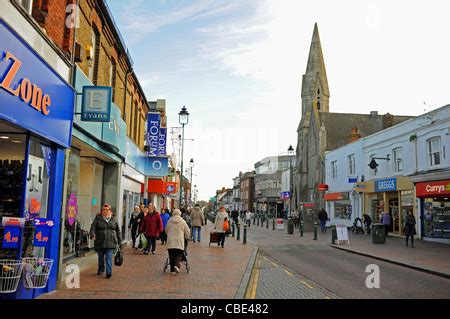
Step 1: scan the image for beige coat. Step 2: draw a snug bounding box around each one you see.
[165,215,191,250]
[214,211,228,233]
[191,207,205,227]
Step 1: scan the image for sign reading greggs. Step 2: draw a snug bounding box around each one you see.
[416,180,450,197]
[0,20,74,148]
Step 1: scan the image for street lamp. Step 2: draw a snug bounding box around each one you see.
[189,158,194,206]
[179,106,189,208]
[287,145,295,215]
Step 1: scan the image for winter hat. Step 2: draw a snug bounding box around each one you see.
[173,209,181,216]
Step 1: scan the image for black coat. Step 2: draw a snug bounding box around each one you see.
[404,215,417,236]
[318,210,328,222]
[90,215,122,250]
[129,213,140,233]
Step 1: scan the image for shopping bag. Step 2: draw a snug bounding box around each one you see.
[114,248,124,266]
[140,234,148,249]
[223,219,230,232]
[134,234,141,249]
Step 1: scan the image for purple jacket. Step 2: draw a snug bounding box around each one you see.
[382,213,391,225]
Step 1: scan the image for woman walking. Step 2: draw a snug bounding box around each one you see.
[214,206,229,248]
[128,205,141,249]
[165,209,190,275]
[140,203,163,254]
[404,210,417,248]
[191,204,205,243]
[90,204,122,279]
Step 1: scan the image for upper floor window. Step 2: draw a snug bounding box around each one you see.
[392,147,403,172]
[331,161,338,180]
[348,154,356,175]
[427,137,442,167]
[110,58,117,102]
[88,28,100,84]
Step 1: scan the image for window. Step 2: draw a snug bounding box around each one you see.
[110,59,117,102]
[427,137,442,167]
[133,103,139,142]
[88,29,100,84]
[331,161,337,180]
[348,154,356,175]
[392,147,403,172]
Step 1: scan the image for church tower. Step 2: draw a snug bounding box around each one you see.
[301,23,330,119]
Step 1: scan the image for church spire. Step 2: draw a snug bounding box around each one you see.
[301,23,330,116]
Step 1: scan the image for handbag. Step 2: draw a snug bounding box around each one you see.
[223,219,230,232]
[114,248,124,266]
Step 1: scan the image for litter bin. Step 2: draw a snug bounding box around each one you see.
[372,223,386,244]
[287,218,294,234]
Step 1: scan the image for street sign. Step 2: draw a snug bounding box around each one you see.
[276,218,285,230]
[336,224,349,245]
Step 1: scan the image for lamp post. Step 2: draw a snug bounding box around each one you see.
[288,145,294,215]
[189,158,194,206]
[178,106,189,208]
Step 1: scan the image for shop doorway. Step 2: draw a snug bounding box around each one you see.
[122,190,141,243]
[389,197,400,235]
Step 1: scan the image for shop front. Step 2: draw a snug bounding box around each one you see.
[359,176,415,236]
[325,192,353,227]
[415,178,450,244]
[0,20,74,298]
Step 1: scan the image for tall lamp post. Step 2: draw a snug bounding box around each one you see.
[178,106,189,208]
[288,145,295,215]
[189,158,194,206]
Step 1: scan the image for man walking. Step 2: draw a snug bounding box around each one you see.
[318,208,328,232]
[190,204,205,243]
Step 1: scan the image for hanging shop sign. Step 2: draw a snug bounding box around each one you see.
[165,182,177,194]
[146,112,161,157]
[80,86,112,122]
[318,184,329,191]
[2,226,20,249]
[374,178,397,192]
[324,192,349,201]
[0,19,75,148]
[280,192,290,200]
[158,127,167,156]
[146,156,168,177]
[416,180,450,197]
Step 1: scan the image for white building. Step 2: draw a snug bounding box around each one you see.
[325,105,450,243]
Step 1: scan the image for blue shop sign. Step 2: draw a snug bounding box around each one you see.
[81,86,111,122]
[375,178,397,192]
[0,20,74,148]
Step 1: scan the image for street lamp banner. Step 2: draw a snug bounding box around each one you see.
[158,127,167,156]
[146,156,168,177]
[147,112,161,157]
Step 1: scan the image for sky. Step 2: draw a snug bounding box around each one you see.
[106,0,450,201]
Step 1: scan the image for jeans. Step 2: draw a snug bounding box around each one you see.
[192,226,201,242]
[320,220,326,232]
[97,248,113,275]
[144,236,157,253]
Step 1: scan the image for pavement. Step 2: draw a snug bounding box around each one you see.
[247,218,450,278]
[39,221,256,299]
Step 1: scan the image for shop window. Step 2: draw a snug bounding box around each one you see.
[0,129,26,260]
[427,137,441,167]
[423,198,450,239]
[392,147,403,172]
[23,138,52,258]
[334,202,352,219]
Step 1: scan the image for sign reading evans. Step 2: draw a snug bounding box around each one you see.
[81,86,112,122]
[375,178,397,192]
[0,20,74,148]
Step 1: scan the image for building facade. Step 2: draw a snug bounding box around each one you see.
[232,173,241,211]
[240,171,255,212]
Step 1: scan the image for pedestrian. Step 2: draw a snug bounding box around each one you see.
[232,210,239,225]
[404,210,417,248]
[318,208,328,232]
[245,210,252,227]
[89,204,121,279]
[128,205,141,249]
[165,209,190,275]
[190,204,205,243]
[362,213,372,234]
[214,206,229,248]
[160,209,171,245]
[381,211,391,237]
[140,203,163,254]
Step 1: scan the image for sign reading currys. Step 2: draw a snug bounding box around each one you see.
[0,20,75,148]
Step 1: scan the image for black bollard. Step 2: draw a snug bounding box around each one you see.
[313,221,318,240]
[266,218,269,229]
[237,223,240,241]
[232,223,235,237]
[257,217,260,226]
[300,220,304,237]
[331,225,336,244]
[272,218,275,230]
[243,224,247,244]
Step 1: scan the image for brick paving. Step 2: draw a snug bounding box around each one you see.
[39,221,254,299]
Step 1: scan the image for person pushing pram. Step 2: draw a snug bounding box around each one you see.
[164,209,191,275]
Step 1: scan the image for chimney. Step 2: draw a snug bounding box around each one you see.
[349,127,361,142]
[382,113,394,129]
[370,111,378,117]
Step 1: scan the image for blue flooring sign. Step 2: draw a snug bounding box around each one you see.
[375,178,397,192]
[147,112,161,156]
[0,19,75,148]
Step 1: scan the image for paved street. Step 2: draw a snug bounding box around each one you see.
[245,221,450,299]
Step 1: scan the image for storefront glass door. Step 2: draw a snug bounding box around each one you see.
[389,198,400,234]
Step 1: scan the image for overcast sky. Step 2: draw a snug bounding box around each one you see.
[107,0,450,200]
